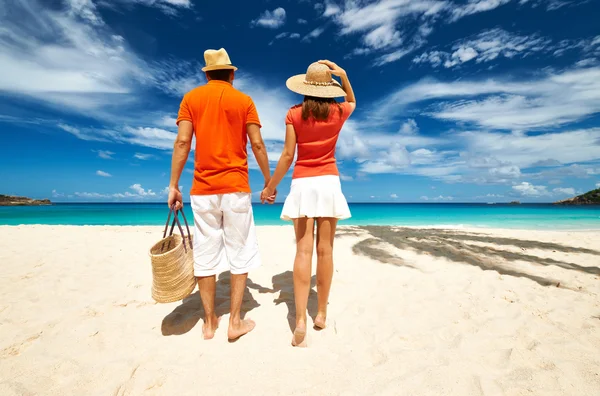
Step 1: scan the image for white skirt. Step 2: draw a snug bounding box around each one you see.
[280,175,351,221]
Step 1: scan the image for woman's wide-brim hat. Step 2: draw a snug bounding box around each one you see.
[286,62,346,98]
[202,48,238,72]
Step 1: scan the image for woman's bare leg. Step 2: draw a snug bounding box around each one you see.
[292,217,315,347]
[314,217,337,329]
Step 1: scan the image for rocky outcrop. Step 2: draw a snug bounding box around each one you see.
[0,195,52,206]
[554,189,600,205]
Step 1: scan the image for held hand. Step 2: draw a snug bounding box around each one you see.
[318,60,346,77]
[260,187,276,204]
[167,187,183,211]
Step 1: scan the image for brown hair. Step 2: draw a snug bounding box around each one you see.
[302,96,343,121]
[206,69,233,82]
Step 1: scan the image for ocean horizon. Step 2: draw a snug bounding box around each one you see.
[1,202,599,230]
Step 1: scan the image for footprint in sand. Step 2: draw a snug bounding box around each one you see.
[370,348,389,366]
[113,300,157,308]
[83,308,103,317]
[0,332,42,358]
[114,364,141,396]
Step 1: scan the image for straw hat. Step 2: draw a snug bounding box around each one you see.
[201,48,238,72]
[286,62,346,98]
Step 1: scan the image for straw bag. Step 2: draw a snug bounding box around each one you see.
[149,206,195,303]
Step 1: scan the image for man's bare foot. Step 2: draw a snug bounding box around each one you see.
[227,319,255,341]
[202,315,219,340]
[292,324,307,347]
[314,314,326,330]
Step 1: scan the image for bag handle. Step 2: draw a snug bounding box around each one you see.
[162,205,193,253]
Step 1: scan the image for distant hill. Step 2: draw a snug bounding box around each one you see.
[554,189,600,205]
[0,195,51,206]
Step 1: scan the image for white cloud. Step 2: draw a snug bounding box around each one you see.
[338,106,599,185]
[59,123,178,149]
[75,192,111,199]
[444,46,479,67]
[297,18,308,24]
[375,66,600,131]
[322,1,341,17]
[363,25,403,50]
[303,26,326,42]
[390,193,398,199]
[93,149,115,159]
[596,182,600,188]
[553,187,575,195]
[122,126,178,149]
[149,59,205,96]
[519,0,587,11]
[321,0,518,66]
[96,170,112,177]
[252,7,287,29]
[130,183,156,196]
[270,32,302,45]
[103,0,192,15]
[512,182,550,196]
[414,29,552,69]
[399,119,418,134]
[474,193,505,200]
[134,153,155,160]
[489,165,521,179]
[420,195,454,201]
[450,0,512,21]
[0,0,150,114]
[74,183,160,201]
[155,115,178,129]
[52,189,65,198]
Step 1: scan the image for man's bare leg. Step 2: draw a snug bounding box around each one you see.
[227,273,255,340]
[197,275,219,340]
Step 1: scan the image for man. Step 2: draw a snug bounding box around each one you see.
[168,48,274,341]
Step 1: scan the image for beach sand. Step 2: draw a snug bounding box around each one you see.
[0,225,599,395]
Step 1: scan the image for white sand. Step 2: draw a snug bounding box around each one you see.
[0,225,599,395]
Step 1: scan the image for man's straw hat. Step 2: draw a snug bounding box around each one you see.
[286,62,346,98]
[201,48,238,72]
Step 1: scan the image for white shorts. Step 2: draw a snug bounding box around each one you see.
[190,192,260,277]
[280,175,351,221]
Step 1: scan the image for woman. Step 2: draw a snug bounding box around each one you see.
[260,60,356,347]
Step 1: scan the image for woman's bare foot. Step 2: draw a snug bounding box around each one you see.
[314,313,326,330]
[292,324,307,347]
[227,319,256,341]
[202,315,220,340]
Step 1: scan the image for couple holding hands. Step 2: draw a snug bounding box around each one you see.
[168,48,355,347]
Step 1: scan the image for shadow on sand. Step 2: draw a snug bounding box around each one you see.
[271,270,319,333]
[347,226,600,287]
[161,272,267,336]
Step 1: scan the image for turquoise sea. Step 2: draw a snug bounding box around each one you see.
[1,203,599,229]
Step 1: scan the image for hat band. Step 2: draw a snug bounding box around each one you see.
[303,80,335,86]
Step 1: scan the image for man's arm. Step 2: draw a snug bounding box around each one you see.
[247,123,272,189]
[168,120,193,209]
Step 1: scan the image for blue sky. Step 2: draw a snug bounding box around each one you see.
[1,0,599,203]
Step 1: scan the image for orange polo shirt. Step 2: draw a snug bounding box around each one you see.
[285,101,352,179]
[176,80,261,195]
